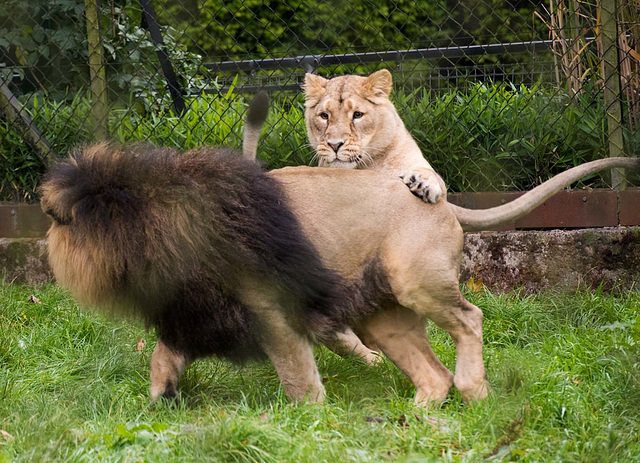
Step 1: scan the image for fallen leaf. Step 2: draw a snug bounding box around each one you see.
[0,429,14,441]
[420,415,454,433]
[570,377,581,385]
[259,413,268,422]
[135,338,145,352]
[364,416,387,423]
[466,277,483,293]
[321,373,338,383]
[599,321,630,331]
[629,47,640,62]
[28,294,41,304]
[484,419,524,458]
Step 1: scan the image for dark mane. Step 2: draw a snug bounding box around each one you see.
[41,143,351,361]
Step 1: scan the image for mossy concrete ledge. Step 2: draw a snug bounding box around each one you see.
[0,238,52,285]
[1,228,639,292]
[461,227,640,292]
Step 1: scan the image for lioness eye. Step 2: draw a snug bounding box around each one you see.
[320,112,329,120]
[353,111,363,119]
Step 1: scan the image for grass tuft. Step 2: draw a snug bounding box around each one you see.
[1,283,639,460]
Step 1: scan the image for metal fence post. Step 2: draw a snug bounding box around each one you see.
[600,0,626,190]
[0,76,56,161]
[85,0,109,141]
[140,0,186,116]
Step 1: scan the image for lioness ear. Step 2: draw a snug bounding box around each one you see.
[363,69,393,104]
[302,73,328,107]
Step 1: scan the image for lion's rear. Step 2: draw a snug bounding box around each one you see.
[42,143,347,361]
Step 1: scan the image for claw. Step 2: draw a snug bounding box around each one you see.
[401,170,442,204]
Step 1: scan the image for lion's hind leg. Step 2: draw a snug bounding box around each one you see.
[257,311,326,403]
[150,339,190,402]
[323,327,382,365]
[363,305,454,405]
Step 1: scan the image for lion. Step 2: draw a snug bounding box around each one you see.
[302,70,638,231]
[40,97,490,405]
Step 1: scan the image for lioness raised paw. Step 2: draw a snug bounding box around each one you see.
[400,169,444,204]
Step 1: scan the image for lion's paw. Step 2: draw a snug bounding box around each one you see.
[400,170,443,204]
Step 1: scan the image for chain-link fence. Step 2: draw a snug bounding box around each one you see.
[1,0,639,202]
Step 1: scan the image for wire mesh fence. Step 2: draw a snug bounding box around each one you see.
[1,0,639,202]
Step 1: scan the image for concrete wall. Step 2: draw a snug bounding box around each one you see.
[461,227,640,292]
[2,227,639,292]
[0,238,52,285]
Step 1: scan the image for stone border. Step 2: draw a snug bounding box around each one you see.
[3,190,640,238]
[2,228,639,292]
[0,238,52,285]
[460,227,640,292]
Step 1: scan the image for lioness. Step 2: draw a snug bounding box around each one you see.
[302,70,638,231]
[41,98,487,406]
[245,87,639,364]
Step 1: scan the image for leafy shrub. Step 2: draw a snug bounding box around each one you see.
[1,83,636,202]
[0,93,93,202]
[0,0,207,110]
[104,4,210,111]
[159,0,545,60]
[0,0,88,98]
[400,83,615,192]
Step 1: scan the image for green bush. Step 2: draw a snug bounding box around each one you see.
[401,83,614,192]
[159,0,545,60]
[1,83,636,202]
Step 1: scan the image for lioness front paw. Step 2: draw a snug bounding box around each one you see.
[400,170,444,204]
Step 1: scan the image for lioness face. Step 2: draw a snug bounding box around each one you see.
[303,70,399,169]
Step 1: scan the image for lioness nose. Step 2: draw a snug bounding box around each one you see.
[328,141,344,153]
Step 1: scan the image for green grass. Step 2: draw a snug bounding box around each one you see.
[1,283,639,461]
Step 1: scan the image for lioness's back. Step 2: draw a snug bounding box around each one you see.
[270,167,463,282]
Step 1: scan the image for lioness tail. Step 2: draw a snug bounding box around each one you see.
[243,91,270,159]
[452,157,640,231]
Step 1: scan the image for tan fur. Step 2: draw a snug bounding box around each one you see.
[303,71,640,230]
[238,93,382,365]
[303,70,446,203]
[150,340,190,401]
[243,91,269,159]
[44,143,488,405]
[323,328,381,365]
[270,167,488,403]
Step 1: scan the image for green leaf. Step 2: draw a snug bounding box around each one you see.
[115,424,135,440]
[151,422,168,433]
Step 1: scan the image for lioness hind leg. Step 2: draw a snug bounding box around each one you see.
[323,327,382,365]
[257,313,325,403]
[150,339,190,401]
[427,297,489,402]
[363,305,454,405]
